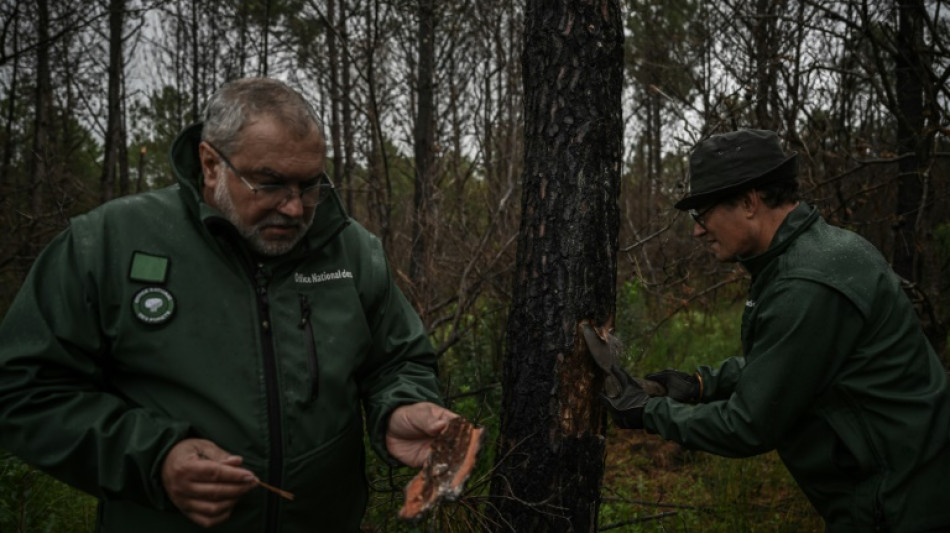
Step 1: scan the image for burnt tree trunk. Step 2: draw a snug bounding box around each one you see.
[489,1,623,531]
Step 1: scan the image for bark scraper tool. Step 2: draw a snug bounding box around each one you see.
[581,323,667,397]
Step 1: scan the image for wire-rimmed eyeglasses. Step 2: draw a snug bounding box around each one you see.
[205,142,333,208]
[688,203,717,230]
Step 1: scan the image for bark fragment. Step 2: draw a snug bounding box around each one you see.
[399,417,485,520]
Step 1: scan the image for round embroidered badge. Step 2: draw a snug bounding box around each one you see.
[132,287,176,325]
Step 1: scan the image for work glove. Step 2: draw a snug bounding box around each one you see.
[600,365,650,430]
[645,369,702,403]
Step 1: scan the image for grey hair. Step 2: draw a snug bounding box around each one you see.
[201,78,325,155]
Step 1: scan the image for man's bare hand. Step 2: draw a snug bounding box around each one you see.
[385,402,458,468]
[161,438,256,528]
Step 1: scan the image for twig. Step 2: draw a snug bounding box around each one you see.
[257,479,295,501]
[193,447,294,500]
[599,511,678,531]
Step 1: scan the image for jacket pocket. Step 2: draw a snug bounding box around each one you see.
[281,419,367,532]
[822,403,887,529]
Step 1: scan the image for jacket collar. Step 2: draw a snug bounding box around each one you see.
[169,122,350,259]
[738,202,819,276]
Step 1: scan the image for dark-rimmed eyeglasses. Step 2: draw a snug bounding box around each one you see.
[689,203,717,230]
[205,142,333,208]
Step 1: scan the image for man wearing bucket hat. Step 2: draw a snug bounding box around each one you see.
[600,129,950,532]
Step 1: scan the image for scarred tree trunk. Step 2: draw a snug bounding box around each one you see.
[490,1,623,531]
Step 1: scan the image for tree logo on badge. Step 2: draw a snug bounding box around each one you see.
[132,287,175,325]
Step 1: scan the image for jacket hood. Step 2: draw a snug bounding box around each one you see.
[738,202,819,276]
[169,122,205,207]
[169,122,350,257]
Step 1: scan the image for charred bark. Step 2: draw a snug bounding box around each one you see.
[490,1,623,531]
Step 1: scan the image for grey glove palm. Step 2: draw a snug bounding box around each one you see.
[601,365,649,429]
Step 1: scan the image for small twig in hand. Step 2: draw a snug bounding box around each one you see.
[193,446,293,500]
[256,479,295,501]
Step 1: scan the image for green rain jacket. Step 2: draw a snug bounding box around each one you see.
[644,203,950,533]
[0,124,442,532]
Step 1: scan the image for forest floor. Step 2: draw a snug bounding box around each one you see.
[600,430,823,532]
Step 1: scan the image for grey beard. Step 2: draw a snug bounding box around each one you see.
[212,171,314,256]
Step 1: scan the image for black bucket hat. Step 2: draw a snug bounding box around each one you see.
[674,129,798,211]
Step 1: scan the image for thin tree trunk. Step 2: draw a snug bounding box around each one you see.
[175,0,185,131]
[2,5,19,187]
[101,0,125,203]
[753,0,770,129]
[490,1,623,531]
[118,79,130,196]
[190,0,200,122]
[341,2,355,213]
[366,0,391,249]
[892,0,946,357]
[261,0,271,76]
[31,0,52,214]
[410,0,436,288]
[892,0,925,283]
[136,146,146,193]
[237,2,248,76]
[327,0,343,197]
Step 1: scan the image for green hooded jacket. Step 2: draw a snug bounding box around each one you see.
[644,203,950,532]
[0,123,442,532]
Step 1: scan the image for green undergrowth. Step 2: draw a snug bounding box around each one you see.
[599,430,821,532]
[0,452,97,533]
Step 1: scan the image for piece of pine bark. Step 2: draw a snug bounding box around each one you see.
[398,416,485,520]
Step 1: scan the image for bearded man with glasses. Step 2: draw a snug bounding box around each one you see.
[0,78,455,532]
[599,129,950,532]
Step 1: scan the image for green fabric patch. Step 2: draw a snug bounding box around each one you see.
[129,252,170,283]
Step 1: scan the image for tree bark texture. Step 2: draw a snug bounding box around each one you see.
[490,1,622,531]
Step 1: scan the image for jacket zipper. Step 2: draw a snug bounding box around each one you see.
[254,264,283,533]
[298,294,319,401]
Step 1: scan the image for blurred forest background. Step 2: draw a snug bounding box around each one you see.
[1,0,948,531]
